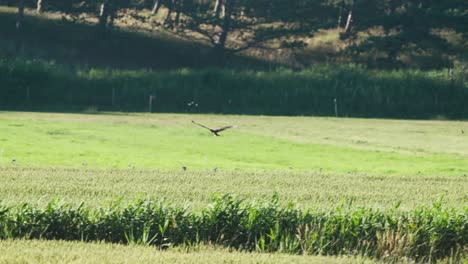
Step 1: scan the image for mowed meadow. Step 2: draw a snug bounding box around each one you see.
[0,111,467,262]
[2,112,468,173]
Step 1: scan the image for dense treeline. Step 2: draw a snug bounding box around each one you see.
[1,58,467,118]
[0,195,466,261]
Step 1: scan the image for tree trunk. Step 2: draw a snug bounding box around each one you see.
[220,1,225,17]
[63,0,73,15]
[344,10,352,32]
[99,2,108,29]
[337,0,344,29]
[108,2,116,28]
[213,0,222,17]
[15,0,24,50]
[15,0,24,53]
[345,1,354,33]
[217,0,232,48]
[16,0,24,31]
[36,0,43,13]
[151,0,161,15]
[215,0,234,65]
[174,0,181,26]
[164,0,174,25]
[98,1,116,29]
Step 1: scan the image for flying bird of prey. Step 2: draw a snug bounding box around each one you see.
[192,120,233,136]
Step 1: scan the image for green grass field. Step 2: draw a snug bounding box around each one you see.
[2,112,467,173]
[0,111,467,262]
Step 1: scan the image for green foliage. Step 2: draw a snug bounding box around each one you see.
[0,195,466,261]
[1,58,467,118]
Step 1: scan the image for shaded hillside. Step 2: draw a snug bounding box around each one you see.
[0,7,269,70]
[1,4,466,71]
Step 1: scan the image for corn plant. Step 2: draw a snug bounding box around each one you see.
[0,195,466,262]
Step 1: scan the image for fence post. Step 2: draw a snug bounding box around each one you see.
[334,98,338,117]
[26,86,30,102]
[111,87,115,107]
[149,94,155,113]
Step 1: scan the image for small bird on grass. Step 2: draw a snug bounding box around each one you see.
[192,121,234,136]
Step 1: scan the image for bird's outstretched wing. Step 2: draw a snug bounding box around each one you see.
[192,120,213,131]
[214,126,233,133]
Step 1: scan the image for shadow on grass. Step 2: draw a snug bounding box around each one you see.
[0,8,272,70]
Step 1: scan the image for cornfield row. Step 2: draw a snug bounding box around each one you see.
[0,195,466,261]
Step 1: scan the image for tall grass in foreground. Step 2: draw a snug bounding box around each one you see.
[0,195,466,262]
[1,57,467,118]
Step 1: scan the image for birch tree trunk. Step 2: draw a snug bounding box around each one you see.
[99,2,108,29]
[344,1,353,33]
[344,9,352,32]
[213,0,222,17]
[220,1,225,17]
[98,1,116,29]
[36,0,43,14]
[151,0,161,15]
